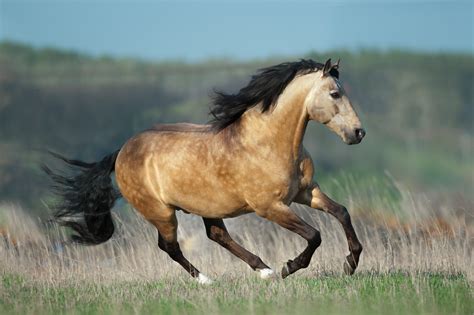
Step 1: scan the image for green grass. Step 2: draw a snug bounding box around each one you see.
[1,272,472,315]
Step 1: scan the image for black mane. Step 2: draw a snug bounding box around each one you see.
[209,59,339,130]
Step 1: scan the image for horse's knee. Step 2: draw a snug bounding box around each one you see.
[334,206,351,224]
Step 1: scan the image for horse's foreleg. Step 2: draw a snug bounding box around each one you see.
[202,218,274,279]
[256,203,321,279]
[150,213,213,284]
[295,185,363,275]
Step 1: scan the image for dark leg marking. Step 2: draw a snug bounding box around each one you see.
[203,218,270,271]
[158,233,201,278]
[326,204,363,275]
[310,188,363,275]
[258,205,321,279]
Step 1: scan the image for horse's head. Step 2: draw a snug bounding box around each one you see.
[305,59,365,145]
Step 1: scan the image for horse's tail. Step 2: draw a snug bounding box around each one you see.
[43,150,121,245]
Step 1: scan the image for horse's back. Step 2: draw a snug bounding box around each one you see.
[115,122,215,185]
[148,123,213,133]
[118,122,214,161]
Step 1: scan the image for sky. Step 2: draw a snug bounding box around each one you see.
[0,0,472,61]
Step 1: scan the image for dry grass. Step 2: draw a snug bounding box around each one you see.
[0,179,472,314]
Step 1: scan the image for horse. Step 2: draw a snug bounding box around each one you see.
[44,58,365,284]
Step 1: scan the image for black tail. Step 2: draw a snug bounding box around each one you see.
[43,150,121,245]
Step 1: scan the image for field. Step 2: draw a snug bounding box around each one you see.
[0,178,472,314]
[1,272,470,315]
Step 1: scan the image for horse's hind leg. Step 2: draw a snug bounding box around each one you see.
[203,218,275,279]
[149,212,213,284]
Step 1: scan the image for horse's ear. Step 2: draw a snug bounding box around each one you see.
[323,58,332,76]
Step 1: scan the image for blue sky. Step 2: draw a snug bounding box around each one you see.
[0,0,472,61]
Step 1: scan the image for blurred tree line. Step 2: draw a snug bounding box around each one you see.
[0,41,472,215]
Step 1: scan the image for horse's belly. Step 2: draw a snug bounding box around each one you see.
[161,177,249,218]
[177,203,252,218]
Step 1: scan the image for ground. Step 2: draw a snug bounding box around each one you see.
[1,272,472,315]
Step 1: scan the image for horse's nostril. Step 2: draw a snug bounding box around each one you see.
[355,128,366,140]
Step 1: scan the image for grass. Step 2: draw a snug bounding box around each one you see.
[0,177,472,314]
[1,272,471,315]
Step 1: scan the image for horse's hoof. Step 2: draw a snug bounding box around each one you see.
[343,261,355,275]
[259,268,276,280]
[281,262,291,279]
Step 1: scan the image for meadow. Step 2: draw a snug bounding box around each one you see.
[1,177,472,314]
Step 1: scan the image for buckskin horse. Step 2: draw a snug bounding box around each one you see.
[44,59,365,284]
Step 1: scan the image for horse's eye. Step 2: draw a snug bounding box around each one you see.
[330,91,341,99]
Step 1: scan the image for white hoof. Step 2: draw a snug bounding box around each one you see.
[196,273,213,285]
[259,268,276,280]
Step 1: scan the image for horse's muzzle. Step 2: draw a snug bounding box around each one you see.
[347,128,366,145]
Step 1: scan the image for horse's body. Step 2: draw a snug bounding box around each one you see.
[45,59,365,284]
[116,114,309,219]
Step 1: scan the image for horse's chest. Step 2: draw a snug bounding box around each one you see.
[280,176,301,204]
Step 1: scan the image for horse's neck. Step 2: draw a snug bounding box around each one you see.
[238,81,309,162]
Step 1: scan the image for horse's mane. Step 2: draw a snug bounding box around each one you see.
[209,59,339,131]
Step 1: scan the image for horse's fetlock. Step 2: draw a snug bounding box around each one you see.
[352,242,363,255]
[250,256,265,269]
[299,258,311,269]
[310,230,322,247]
